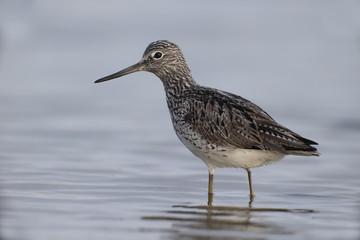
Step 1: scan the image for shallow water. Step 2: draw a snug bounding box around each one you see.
[1,1,360,240]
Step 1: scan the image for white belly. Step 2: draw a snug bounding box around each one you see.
[177,130,285,170]
[193,148,285,169]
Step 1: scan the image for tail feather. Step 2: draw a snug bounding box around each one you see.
[287,150,320,156]
[285,136,320,156]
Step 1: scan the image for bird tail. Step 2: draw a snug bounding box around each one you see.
[286,150,320,156]
[286,136,320,156]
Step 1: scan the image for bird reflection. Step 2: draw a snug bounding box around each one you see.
[208,192,254,207]
[142,201,315,240]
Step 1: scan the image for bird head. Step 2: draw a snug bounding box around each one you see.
[95,40,193,84]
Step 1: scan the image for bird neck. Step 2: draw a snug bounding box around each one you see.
[162,73,196,99]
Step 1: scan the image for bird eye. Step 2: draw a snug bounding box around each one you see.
[153,51,163,59]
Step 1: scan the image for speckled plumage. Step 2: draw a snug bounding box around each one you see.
[95,40,319,201]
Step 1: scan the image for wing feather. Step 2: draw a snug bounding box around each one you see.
[184,87,318,154]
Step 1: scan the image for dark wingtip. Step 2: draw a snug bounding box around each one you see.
[283,135,320,156]
[300,137,320,155]
[297,136,318,146]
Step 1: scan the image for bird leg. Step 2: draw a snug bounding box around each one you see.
[208,168,214,206]
[246,169,255,198]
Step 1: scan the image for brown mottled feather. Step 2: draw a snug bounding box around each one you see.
[181,86,318,155]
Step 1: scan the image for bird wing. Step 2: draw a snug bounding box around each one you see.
[185,87,318,154]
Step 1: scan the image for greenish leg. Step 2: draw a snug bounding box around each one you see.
[246,169,254,197]
[208,168,214,206]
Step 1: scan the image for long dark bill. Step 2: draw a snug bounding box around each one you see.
[94,62,144,83]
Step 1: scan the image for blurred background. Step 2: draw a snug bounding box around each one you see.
[0,1,359,240]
